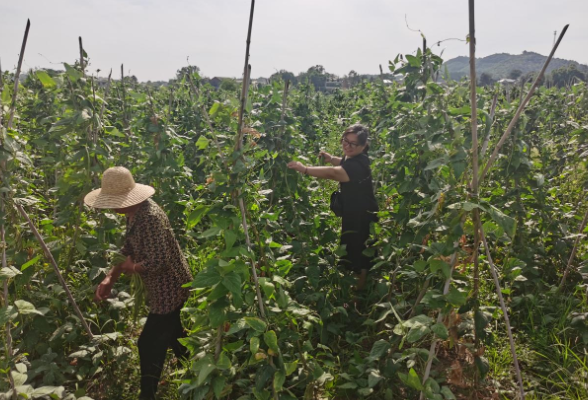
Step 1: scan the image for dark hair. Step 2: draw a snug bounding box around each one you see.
[342,124,370,153]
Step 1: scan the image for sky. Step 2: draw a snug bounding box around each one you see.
[1,0,587,82]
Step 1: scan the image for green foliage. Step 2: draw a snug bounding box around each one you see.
[1,43,588,400]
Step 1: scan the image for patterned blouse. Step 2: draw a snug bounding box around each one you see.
[121,199,193,314]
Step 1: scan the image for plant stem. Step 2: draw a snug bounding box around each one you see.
[238,194,266,319]
[479,225,525,399]
[559,205,588,289]
[7,19,31,129]
[15,203,94,339]
[480,93,498,158]
[479,25,569,183]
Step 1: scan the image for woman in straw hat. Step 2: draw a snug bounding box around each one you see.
[85,166,193,400]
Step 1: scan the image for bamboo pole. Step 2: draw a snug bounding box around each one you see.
[466,0,483,354]
[236,0,256,152]
[78,37,85,77]
[16,203,94,338]
[559,205,588,289]
[7,19,31,129]
[479,25,569,184]
[120,64,128,129]
[479,226,525,399]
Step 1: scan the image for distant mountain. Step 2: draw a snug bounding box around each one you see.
[444,51,588,80]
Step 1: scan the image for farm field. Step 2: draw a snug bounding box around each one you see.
[2,12,588,400]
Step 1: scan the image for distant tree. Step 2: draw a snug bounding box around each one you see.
[298,65,335,91]
[219,78,238,92]
[549,64,587,88]
[176,65,201,80]
[508,69,523,80]
[270,70,297,85]
[478,72,495,86]
[348,70,360,86]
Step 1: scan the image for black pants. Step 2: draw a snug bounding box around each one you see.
[138,305,188,400]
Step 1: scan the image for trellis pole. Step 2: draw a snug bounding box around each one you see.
[15,203,93,338]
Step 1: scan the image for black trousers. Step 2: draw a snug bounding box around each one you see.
[138,305,188,400]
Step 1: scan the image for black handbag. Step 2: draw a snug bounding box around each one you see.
[330,189,343,217]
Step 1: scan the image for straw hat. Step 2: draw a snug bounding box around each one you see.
[84,167,155,209]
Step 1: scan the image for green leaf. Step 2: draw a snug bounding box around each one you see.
[263,330,279,353]
[285,361,298,376]
[338,382,358,389]
[11,371,27,386]
[245,317,267,332]
[431,323,449,339]
[192,268,223,288]
[105,126,126,138]
[474,356,489,380]
[258,278,275,297]
[193,354,216,386]
[488,206,517,239]
[0,266,22,280]
[405,54,422,67]
[445,286,467,306]
[213,375,226,398]
[424,157,448,171]
[414,260,428,272]
[14,300,43,316]
[368,370,384,388]
[406,368,424,390]
[224,230,237,250]
[187,206,208,229]
[222,272,242,295]
[64,63,82,82]
[369,339,391,360]
[199,226,222,238]
[209,300,227,328]
[195,136,210,150]
[441,386,457,399]
[406,323,430,343]
[217,351,232,370]
[36,71,56,88]
[273,370,286,392]
[250,337,260,354]
[429,259,451,278]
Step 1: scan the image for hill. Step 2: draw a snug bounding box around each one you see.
[444,51,588,80]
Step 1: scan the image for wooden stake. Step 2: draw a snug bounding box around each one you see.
[8,19,31,129]
[120,64,128,129]
[16,203,94,339]
[236,0,256,152]
[559,205,588,289]
[79,36,85,77]
[479,25,569,184]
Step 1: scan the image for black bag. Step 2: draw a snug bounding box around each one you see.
[330,190,343,217]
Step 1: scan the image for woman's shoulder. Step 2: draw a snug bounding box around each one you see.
[344,153,371,167]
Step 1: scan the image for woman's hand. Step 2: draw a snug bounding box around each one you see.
[287,161,307,174]
[319,151,332,163]
[94,276,114,301]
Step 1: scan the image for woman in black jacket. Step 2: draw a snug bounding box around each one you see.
[287,124,378,289]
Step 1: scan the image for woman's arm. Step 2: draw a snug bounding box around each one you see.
[318,151,342,166]
[287,161,350,182]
